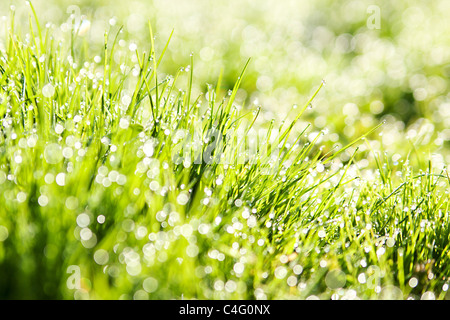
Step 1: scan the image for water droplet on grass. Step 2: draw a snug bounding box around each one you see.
[143,277,158,293]
[93,249,109,265]
[44,144,63,164]
[129,43,137,51]
[42,83,55,98]
[55,173,66,186]
[55,123,64,134]
[325,269,346,289]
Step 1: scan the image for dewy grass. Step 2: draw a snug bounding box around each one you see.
[0,5,449,300]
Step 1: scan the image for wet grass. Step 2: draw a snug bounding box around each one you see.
[0,4,449,300]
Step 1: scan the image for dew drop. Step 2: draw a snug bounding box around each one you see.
[42,83,55,98]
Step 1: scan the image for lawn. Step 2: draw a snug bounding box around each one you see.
[0,0,449,300]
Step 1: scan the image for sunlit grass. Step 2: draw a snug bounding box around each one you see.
[0,4,449,300]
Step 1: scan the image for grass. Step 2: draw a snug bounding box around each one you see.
[0,4,450,300]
